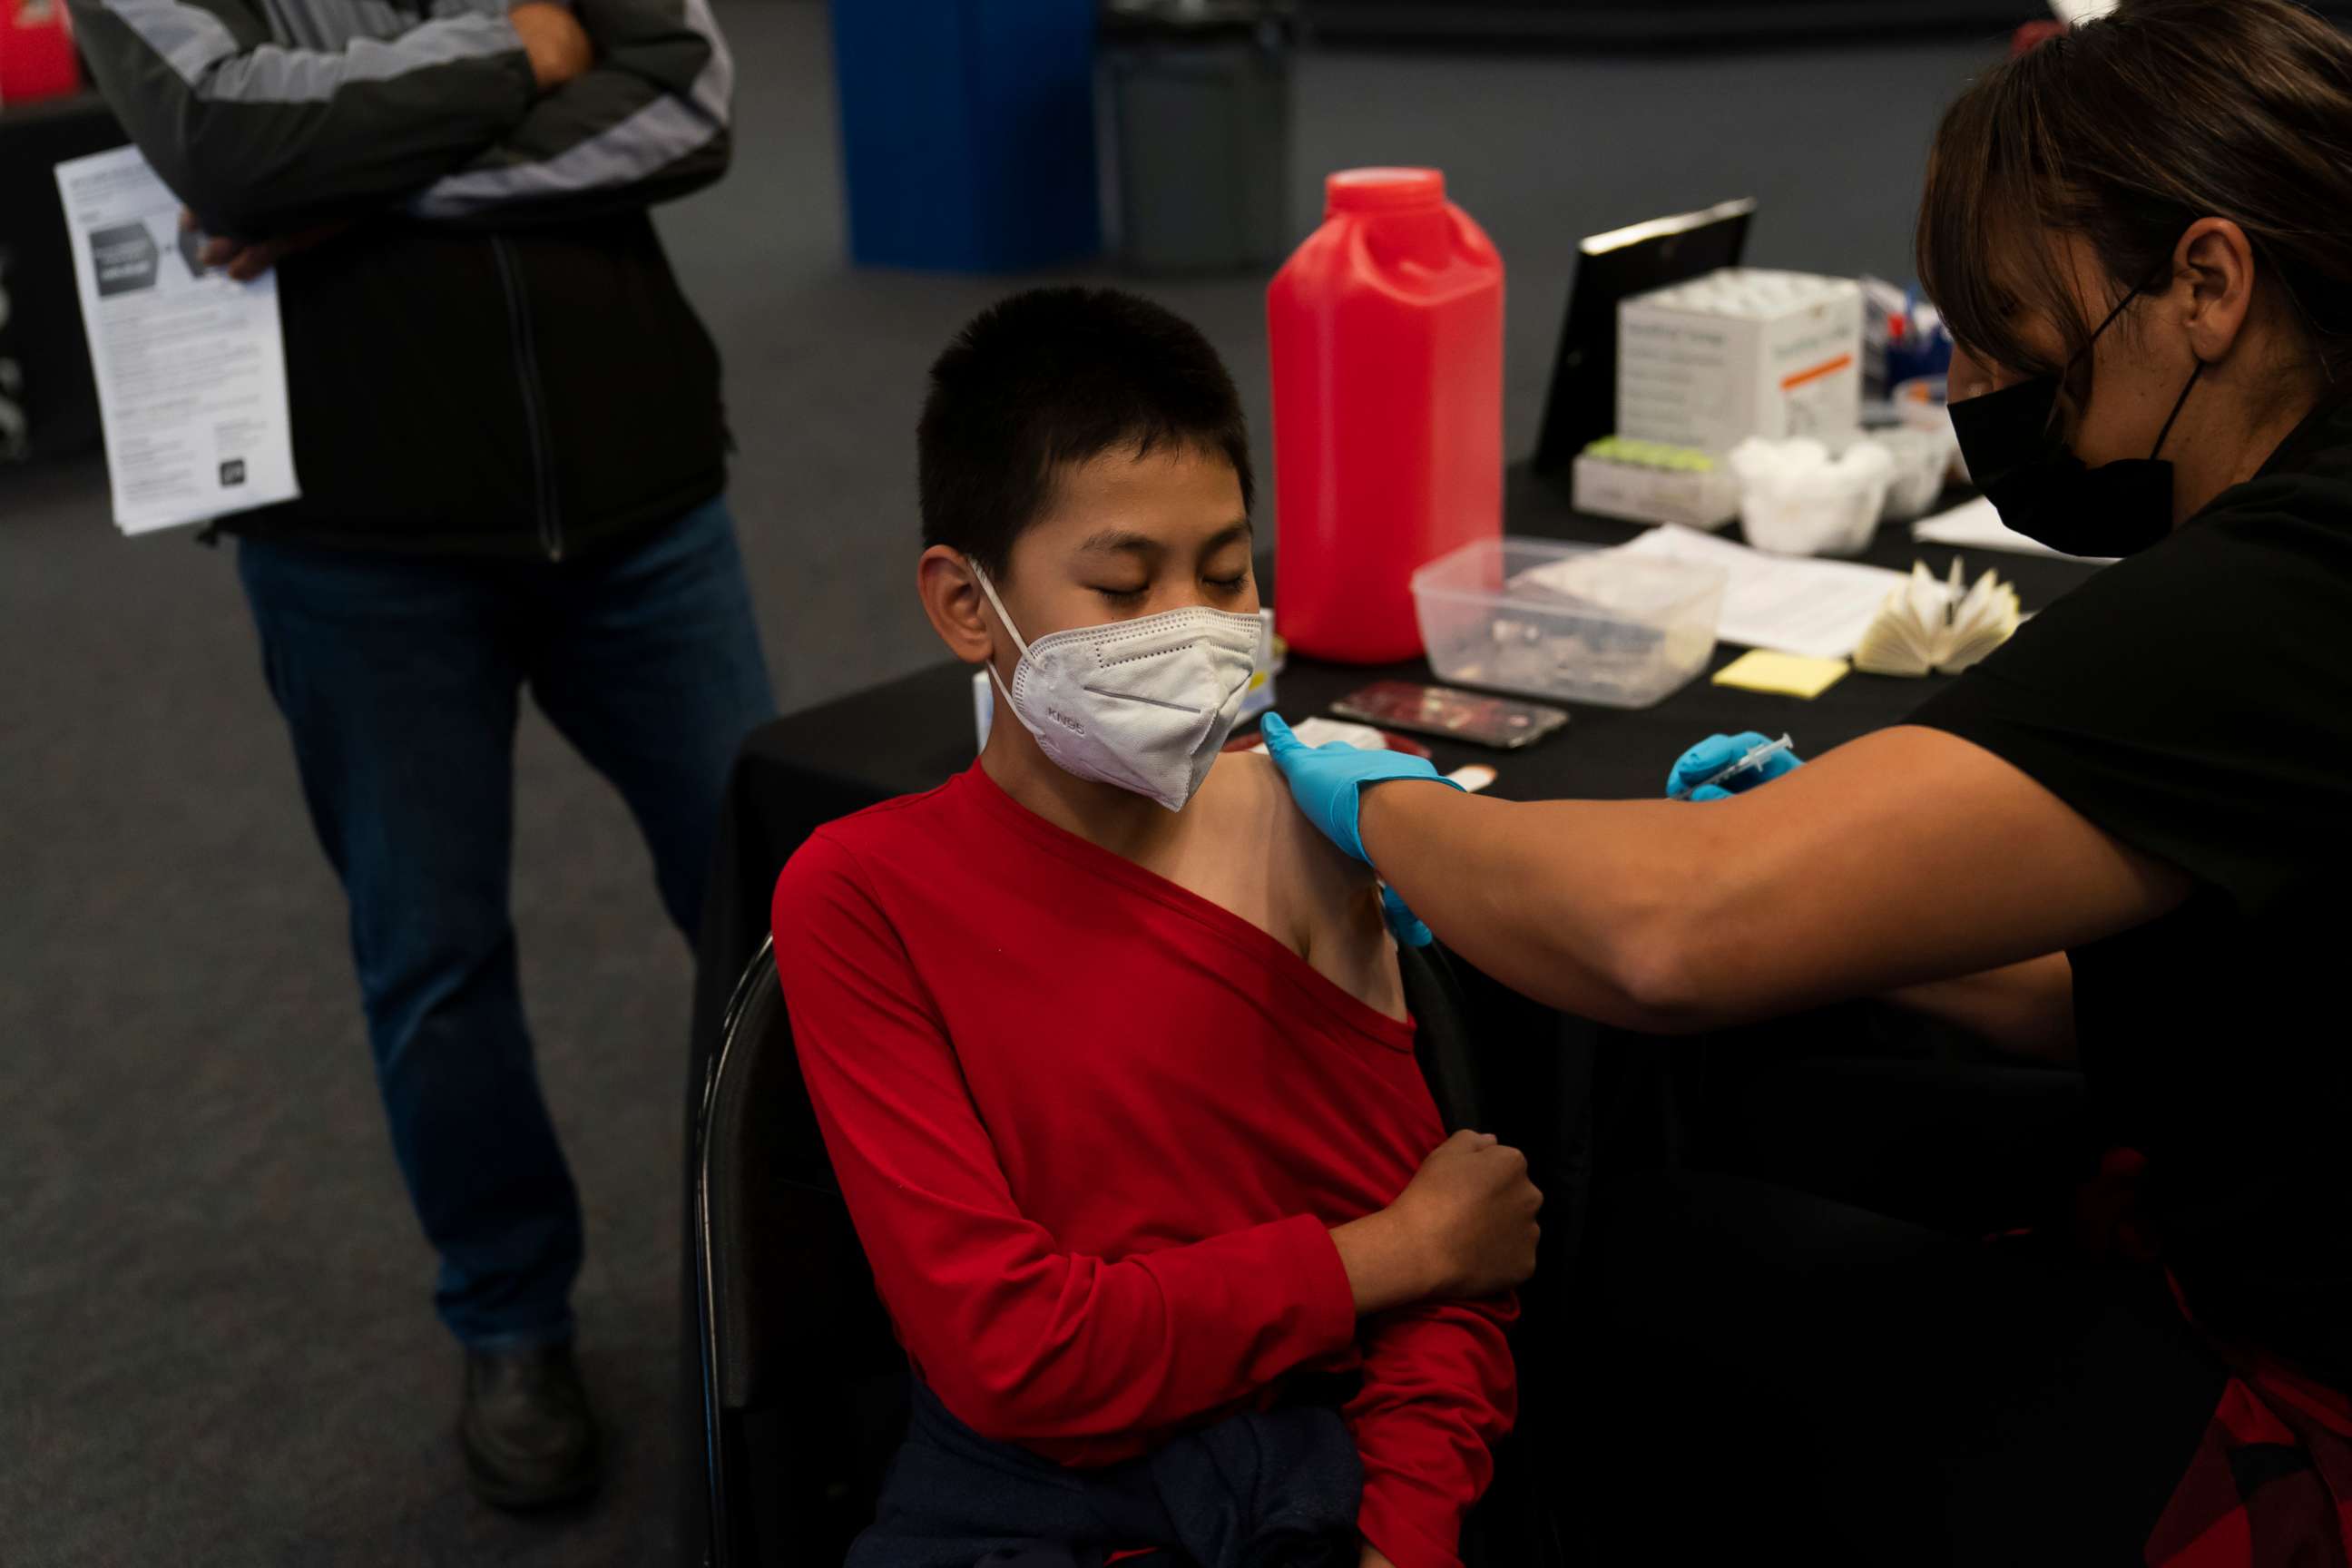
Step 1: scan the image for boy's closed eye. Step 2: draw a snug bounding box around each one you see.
[1090,570,1253,607]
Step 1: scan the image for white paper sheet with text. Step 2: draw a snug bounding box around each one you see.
[1911,495,2115,564]
[54,144,300,534]
[1617,525,1906,660]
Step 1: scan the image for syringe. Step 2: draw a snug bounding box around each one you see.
[1670,732,1796,800]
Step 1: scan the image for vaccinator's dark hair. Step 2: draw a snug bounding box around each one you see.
[1917,0,2352,384]
[918,287,1253,582]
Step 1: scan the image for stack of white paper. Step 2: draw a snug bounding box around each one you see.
[1911,496,2114,564]
[1615,524,1909,660]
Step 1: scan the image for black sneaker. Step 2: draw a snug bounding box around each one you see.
[458,1341,601,1510]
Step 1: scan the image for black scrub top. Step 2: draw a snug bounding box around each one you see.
[1911,390,2352,1386]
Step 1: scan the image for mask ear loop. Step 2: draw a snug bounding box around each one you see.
[2056,253,2185,427]
[2148,360,2204,460]
[968,563,1032,719]
[968,563,1032,662]
[2077,279,2154,365]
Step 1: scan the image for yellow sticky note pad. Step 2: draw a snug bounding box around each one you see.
[1711,650,1850,700]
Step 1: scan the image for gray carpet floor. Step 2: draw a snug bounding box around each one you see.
[2,5,2001,1563]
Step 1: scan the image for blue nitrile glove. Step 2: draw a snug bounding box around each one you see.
[1259,712,1464,865]
[1381,885,1435,949]
[1665,731,1805,803]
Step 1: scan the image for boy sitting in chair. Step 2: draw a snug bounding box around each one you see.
[770,289,1536,1568]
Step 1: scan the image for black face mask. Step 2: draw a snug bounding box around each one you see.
[1947,279,2204,558]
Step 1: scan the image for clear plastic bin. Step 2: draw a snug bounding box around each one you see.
[1411,536,1726,709]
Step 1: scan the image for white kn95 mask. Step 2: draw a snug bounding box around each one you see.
[972,564,1261,813]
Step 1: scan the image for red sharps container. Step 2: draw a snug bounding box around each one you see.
[1269,167,1504,663]
[0,0,82,103]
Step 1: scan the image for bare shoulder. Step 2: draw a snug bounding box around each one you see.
[1203,750,1404,1015]
[1259,750,1380,875]
[1206,750,1373,891]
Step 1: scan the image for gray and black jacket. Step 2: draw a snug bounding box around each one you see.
[65,0,736,558]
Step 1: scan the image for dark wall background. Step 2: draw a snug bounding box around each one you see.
[1304,0,2352,47]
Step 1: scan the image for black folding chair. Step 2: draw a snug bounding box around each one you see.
[693,933,1563,1568]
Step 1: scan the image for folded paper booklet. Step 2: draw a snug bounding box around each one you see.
[1853,558,2021,677]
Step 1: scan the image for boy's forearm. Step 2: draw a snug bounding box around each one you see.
[1328,1210,1440,1317]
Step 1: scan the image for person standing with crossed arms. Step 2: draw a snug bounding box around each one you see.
[69,0,773,1508]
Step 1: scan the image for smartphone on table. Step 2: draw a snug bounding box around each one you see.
[1330,681,1569,751]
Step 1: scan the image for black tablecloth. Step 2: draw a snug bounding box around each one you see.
[702,469,2091,841]
[678,466,2099,1562]
[690,467,2095,1039]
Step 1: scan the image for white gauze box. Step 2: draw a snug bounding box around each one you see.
[1617,269,1863,453]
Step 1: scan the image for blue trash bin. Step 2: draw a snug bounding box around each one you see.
[828,0,1102,272]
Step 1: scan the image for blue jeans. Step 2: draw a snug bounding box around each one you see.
[236,496,775,1348]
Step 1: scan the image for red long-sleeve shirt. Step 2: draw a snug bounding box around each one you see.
[770,764,1516,1568]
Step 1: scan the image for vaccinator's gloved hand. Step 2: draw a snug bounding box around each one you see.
[1665,731,1805,802]
[1259,712,1463,866]
[1381,885,1435,949]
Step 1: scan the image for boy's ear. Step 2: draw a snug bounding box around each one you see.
[917,546,995,667]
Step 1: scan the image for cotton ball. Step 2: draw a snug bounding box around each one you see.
[1728,436,1784,486]
[1790,462,1847,504]
[1731,436,1835,496]
[1838,441,1895,483]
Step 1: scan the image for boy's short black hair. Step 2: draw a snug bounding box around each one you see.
[919,287,1253,581]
